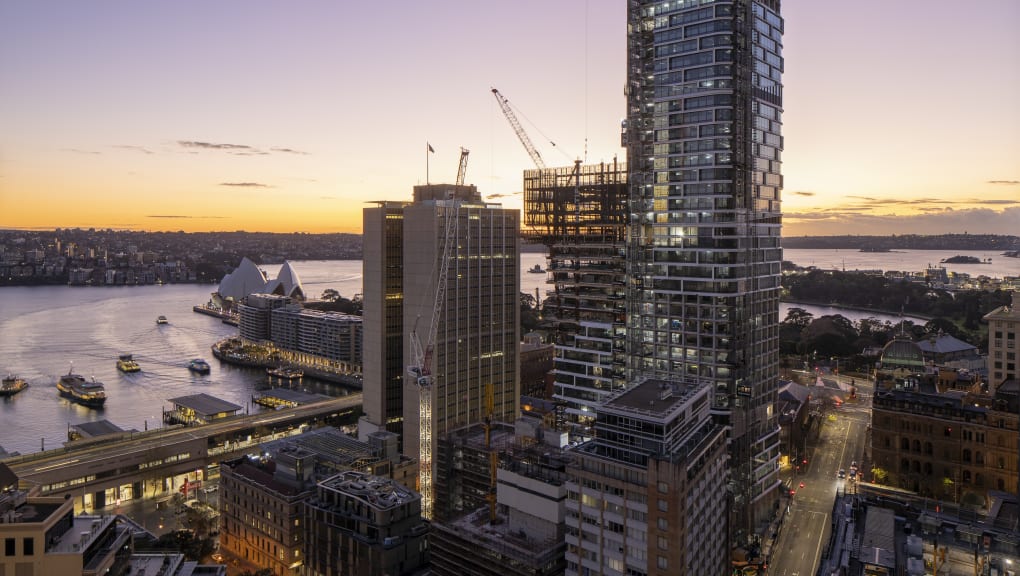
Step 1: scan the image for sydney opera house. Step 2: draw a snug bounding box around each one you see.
[212,257,305,312]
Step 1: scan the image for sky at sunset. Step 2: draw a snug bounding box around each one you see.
[1,1,1017,236]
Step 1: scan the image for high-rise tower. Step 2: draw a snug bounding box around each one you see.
[362,184,521,518]
[625,0,784,545]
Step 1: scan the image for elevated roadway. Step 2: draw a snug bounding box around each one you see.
[2,394,362,511]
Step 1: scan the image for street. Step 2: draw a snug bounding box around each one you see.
[770,372,872,576]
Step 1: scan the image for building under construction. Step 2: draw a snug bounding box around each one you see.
[430,421,570,576]
[522,160,628,425]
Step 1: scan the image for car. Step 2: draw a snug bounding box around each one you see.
[799,482,805,488]
[850,460,858,470]
[838,468,846,479]
[203,485,218,494]
[849,469,857,479]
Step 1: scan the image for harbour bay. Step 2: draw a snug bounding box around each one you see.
[1,249,1013,456]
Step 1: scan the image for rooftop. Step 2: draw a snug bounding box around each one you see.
[319,470,417,511]
[50,514,117,554]
[436,506,562,566]
[70,419,128,438]
[222,457,311,498]
[167,393,242,416]
[602,377,708,419]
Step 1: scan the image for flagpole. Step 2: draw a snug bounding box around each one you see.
[426,141,430,185]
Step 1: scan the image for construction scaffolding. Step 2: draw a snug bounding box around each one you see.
[522,159,629,424]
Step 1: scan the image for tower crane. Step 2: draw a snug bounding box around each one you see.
[455,147,470,186]
[491,88,547,170]
[407,198,458,520]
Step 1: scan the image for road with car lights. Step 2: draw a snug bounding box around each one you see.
[770,376,872,576]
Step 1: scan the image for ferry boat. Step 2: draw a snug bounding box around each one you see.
[156,315,169,325]
[527,264,545,273]
[267,366,304,380]
[116,354,141,373]
[57,367,106,408]
[1,374,28,397]
[188,358,211,375]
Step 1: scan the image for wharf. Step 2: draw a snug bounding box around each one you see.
[192,304,238,326]
[252,388,328,409]
[212,337,363,388]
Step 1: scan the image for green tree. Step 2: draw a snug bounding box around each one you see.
[321,288,340,302]
[520,292,540,334]
[799,315,859,357]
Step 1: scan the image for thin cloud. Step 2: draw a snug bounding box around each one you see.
[271,147,309,155]
[785,206,1020,236]
[987,180,1019,185]
[790,191,815,197]
[219,182,272,188]
[178,140,252,151]
[62,148,101,155]
[112,145,153,155]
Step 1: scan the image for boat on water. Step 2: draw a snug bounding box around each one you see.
[56,367,106,408]
[117,353,141,373]
[527,264,545,273]
[156,315,169,324]
[267,366,304,380]
[1,374,28,397]
[188,358,211,374]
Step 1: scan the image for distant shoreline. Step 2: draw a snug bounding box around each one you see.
[781,299,932,322]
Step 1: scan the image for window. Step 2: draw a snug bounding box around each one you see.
[658,556,669,570]
[658,518,669,530]
[4,537,14,556]
[658,499,669,512]
[23,537,34,556]
[658,536,669,550]
[657,481,668,494]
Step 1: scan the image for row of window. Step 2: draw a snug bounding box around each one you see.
[3,537,33,557]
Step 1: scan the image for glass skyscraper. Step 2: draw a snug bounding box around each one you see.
[625,0,784,545]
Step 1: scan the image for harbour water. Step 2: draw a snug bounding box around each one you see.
[1,249,1013,456]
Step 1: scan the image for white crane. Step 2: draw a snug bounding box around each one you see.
[407,198,458,519]
[455,147,470,186]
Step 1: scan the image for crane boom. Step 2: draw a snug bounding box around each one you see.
[407,198,458,519]
[491,88,546,170]
[455,147,470,186]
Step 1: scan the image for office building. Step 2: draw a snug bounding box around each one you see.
[303,471,428,576]
[565,377,729,575]
[0,492,131,576]
[360,201,410,447]
[985,291,1019,388]
[624,0,784,543]
[870,371,1018,506]
[219,450,317,574]
[523,161,629,425]
[361,184,520,518]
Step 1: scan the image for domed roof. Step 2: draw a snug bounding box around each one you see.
[880,337,925,368]
[217,257,269,301]
[263,260,305,300]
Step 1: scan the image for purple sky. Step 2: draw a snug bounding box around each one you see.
[1,0,1017,235]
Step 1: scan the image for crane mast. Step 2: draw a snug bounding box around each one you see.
[407,198,458,520]
[491,87,547,170]
[455,147,470,186]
